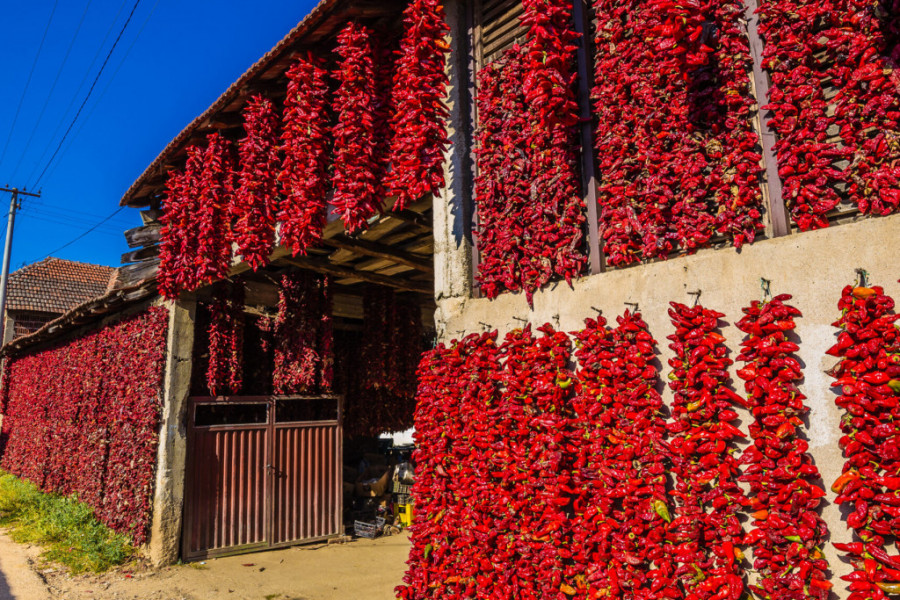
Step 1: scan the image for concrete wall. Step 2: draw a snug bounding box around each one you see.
[433,211,900,589]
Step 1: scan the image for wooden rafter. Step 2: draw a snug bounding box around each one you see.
[279,256,432,294]
[321,235,433,273]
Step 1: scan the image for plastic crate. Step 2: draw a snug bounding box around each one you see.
[396,492,411,506]
[354,518,384,539]
[392,482,412,495]
[397,502,413,527]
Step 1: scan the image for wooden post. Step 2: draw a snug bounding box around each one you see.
[148,298,196,566]
[744,0,791,237]
[572,0,605,274]
[468,0,484,297]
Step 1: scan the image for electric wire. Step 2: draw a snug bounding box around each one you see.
[19,0,129,186]
[0,0,60,174]
[37,206,128,260]
[31,0,144,189]
[9,0,95,181]
[34,0,162,187]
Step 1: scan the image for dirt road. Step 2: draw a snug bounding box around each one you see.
[2,532,411,600]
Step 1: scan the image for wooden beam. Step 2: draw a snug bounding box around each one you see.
[389,209,432,232]
[280,256,432,295]
[124,223,161,248]
[573,0,605,274]
[120,244,160,264]
[322,235,433,274]
[745,0,790,237]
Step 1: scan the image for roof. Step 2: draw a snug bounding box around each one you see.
[7,258,117,314]
[119,0,405,209]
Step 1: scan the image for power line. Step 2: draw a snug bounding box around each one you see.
[10,0,97,181]
[0,1,60,173]
[32,0,143,189]
[38,206,127,259]
[23,0,129,187]
[32,0,162,187]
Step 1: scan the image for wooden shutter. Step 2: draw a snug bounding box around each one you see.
[476,0,526,68]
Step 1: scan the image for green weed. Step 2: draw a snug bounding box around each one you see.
[0,470,134,573]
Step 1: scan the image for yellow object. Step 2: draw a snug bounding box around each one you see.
[397,501,413,527]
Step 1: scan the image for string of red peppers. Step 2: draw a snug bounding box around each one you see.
[385,0,450,212]
[0,307,168,545]
[331,22,383,235]
[606,311,673,599]
[757,1,900,230]
[473,0,586,305]
[205,279,245,397]
[829,284,900,599]
[592,0,763,267]
[344,286,422,437]
[232,95,279,270]
[571,315,619,598]
[500,324,577,598]
[666,302,747,600]
[271,272,333,395]
[278,54,331,256]
[647,0,712,73]
[157,149,200,299]
[735,294,830,600]
[195,133,235,285]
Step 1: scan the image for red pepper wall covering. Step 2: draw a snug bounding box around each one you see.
[195,133,236,285]
[385,0,450,212]
[278,54,332,256]
[736,294,831,599]
[592,0,763,267]
[400,301,843,599]
[233,95,280,270]
[0,306,169,545]
[758,1,900,230]
[829,284,900,599]
[400,315,676,599]
[473,0,586,304]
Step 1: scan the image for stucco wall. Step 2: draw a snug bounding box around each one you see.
[433,212,900,589]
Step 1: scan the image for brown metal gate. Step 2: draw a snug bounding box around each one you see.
[182,395,342,560]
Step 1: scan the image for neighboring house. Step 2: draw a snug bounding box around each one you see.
[4,258,117,342]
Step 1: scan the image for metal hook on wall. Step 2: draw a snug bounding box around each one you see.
[760,278,772,301]
[687,290,702,307]
[590,306,602,314]
[624,302,639,313]
[478,321,492,332]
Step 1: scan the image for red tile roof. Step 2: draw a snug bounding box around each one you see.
[6,258,117,314]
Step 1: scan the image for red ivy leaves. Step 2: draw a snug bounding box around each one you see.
[758,1,900,230]
[0,307,168,545]
[233,95,280,270]
[278,55,331,255]
[332,23,383,234]
[385,0,450,212]
[206,280,245,397]
[272,272,333,394]
[474,0,586,304]
[592,0,763,267]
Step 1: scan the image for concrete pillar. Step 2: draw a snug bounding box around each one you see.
[147,298,196,566]
[433,0,474,309]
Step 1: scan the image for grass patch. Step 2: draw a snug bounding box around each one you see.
[0,470,134,573]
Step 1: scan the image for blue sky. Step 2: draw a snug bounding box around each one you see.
[0,0,318,270]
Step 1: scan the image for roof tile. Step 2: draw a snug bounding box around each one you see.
[6,258,117,314]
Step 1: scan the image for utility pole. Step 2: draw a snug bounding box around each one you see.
[0,186,40,344]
